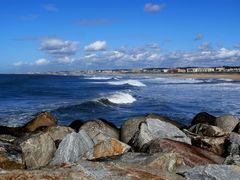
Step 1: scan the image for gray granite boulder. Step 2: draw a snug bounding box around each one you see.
[130,119,191,150]
[121,114,185,144]
[180,164,240,180]
[19,132,56,169]
[214,115,239,132]
[79,119,119,140]
[51,130,94,165]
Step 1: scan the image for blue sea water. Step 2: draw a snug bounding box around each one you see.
[0,74,240,127]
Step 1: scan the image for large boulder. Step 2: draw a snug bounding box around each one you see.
[51,130,94,165]
[129,119,191,150]
[180,164,240,180]
[24,112,57,132]
[185,126,227,156]
[44,126,74,142]
[225,132,240,156]
[79,119,119,140]
[121,114,185,144]
[188,123,226,137]
[191,112,216,126]
[214,115,239,132]
[0,140,24,170]
[141,138,224,167]
[87,136,131,160]
[18,132,56,169]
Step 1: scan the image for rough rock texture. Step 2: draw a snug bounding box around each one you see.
[19,132,56,169]
[52,131,94,165]
[0,134,17,142]
[44,126,75,142]
[88,137,131,160]
[224,155,240,166]
[121,114,185,144]
[79,119,119,140]
[180,164,240,180]
[226,132,240,156]
[233,122,240,134]
[130,119,191,150]
[0,140,24,170]
[141,138,224,167]
[24,112,57,132]
[214,115,239,132]
[191,136,226,156]
[68,120,83,132]
[191,112,216,126]
[189,123,226,137]
[0,160,184,180]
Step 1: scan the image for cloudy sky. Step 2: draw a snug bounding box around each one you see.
[0,0,240,73]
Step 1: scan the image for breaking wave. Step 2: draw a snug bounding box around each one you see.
[101,92,136,104]
[107,80,146,87]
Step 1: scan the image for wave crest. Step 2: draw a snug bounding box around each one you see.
[101,92,136,104]
[107,80,146,87]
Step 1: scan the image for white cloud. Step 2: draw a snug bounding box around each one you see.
[84,41,107,51]
[35,58,49,65]
[144,3,163,12]
[39,37,79,64]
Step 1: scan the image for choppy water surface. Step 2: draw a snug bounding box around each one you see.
[0,74,239,127]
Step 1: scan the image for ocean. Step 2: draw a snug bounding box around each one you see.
[0,74,239,127]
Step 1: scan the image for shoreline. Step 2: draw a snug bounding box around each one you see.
[92,72,240,80]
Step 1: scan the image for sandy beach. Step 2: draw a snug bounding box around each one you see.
[156,73,240,80]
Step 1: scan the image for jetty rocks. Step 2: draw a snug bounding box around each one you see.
[0,112,240,179]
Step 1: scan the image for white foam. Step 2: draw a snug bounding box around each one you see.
[219,78,233,82]
[105,92,136,104]
[107,80,146,87]
[84,76,113,80]
[154,77,204,84]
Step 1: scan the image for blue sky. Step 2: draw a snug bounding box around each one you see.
[0,0,240,73]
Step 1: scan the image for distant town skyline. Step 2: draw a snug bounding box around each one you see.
[1,0,240,73]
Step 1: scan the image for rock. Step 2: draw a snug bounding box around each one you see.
[144,152,190,173]
[121,114,185,144]
[68,120,83,132]
[141,138,224,167]
[0,134,17,142]
[180,164,240,180]
[224,155,240,166]
[24,112,57,132]
[0,140,24,170]
[233,122,240,134]
[19,132,56,169]
[51,130,94,165]
[191,136,226,156]
[44,126,74,142]
[129,119,191,150]
[87,137,131,160]
[0,160,184,180]
[214,115,239,132]
[188,123,225,137]
[225,132,240,156]
[191,112,216,126]
[79,119,119,140]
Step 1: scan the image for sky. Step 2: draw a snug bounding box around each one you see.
[0,0,240,73]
